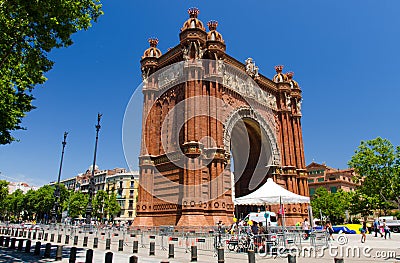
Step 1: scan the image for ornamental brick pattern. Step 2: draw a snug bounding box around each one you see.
[134,8,308,226]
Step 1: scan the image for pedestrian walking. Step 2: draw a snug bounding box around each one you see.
[382,219,391,239]
[360,222,367,243]
[302,218,310,239]
[326,221,334,241]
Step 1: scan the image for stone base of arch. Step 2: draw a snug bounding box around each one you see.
[176,213,209,227]
[132,216,155,227]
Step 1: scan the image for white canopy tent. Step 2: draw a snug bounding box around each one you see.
[234,178,310,205]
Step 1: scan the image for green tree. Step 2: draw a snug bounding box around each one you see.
[93,190,107,220]
[8,189,24,220]
[67,191,88,219]
[34,185,55,221]
[311,187,351,224]
[0,0,103,144]
[348,137,400,210]
[23,189,37,220]
[0,180,8,201]
[349,190,379,220]
[105,192,120,221]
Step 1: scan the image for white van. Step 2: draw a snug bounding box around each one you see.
[244,211,278,227]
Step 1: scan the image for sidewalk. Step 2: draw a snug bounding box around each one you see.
[0,233,399,262]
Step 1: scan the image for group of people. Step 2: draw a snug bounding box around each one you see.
[228,219,270,236]
[373,218,391,239]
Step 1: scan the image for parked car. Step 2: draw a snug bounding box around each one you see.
[332,226,356,234]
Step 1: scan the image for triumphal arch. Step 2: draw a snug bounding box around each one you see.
[134,8,309,226]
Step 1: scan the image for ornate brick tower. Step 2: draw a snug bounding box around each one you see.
[134,8,308,226]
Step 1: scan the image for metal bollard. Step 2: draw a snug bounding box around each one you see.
[93,237,98,249]
[248,249,255,263]
[334,258,344,263]
[0,236,3,246]
[10,238,16,249]
[50,233,55,242]
[73,236,78,246]
[34,241,41,255]
[118,239,124,251]
[44,232,48,241]
[149,241,155,256]
[288,254,296,263]
[83,236,88,247]
[191,245,197,262]
[85,249,93,263]
[132,240,138,253]
[65,235,70,245]
[168,243,174,258]
[69,246,77,263]
[105,238,111,250]
[57,234,62,243]
[218,247,224,263]
[105,251,113,263]
[25,239,31,253]
[129,255,138,263]
[4,236,10,247]
[44,243,51,258]
[56,245,63,260]
[17,239,23,251]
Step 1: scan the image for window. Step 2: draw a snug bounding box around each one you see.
[309,188,315,195]
[308,179,314,183]
[130,181,135,188]
[317,178,324,182]
[128,211,133,218]
[330,186,337,193]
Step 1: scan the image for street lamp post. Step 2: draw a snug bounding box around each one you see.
[51,132,68,224]
[86,113,102,225]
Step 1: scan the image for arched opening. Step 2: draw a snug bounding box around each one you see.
[230,117,273,197]
[227,116,276,218]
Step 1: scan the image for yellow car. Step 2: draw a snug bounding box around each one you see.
[340,223,371,234]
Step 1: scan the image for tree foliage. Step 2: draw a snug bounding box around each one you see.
[348,137,400,210]
[311,187,352,224]
[0,180,9,204]
[93,190,121,221]
[0,0,103,144]
[67,191,88,219]
[0,182,121,223]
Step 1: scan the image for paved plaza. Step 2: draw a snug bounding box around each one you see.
[0,232,399,263]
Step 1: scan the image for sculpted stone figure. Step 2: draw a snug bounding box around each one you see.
[286,93,292,110]
[296,99,302,113]
[182,46,190,61]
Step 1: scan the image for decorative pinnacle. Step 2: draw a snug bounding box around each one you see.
[275,65,284,73]
[286,71,294,79]
[188,7,200,18]
[207,20,218,31]
[148,38,159,47]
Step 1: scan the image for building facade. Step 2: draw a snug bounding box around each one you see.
[8,182,38,194]
[50,166,139,222]
[135,8,309,226]
[77,166,125,194]
[306,162,361,195]
[105,171,139,223]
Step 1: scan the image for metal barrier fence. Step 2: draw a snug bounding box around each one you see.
[0,224,328,256]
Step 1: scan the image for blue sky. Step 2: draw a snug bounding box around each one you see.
[1,0,400,186]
